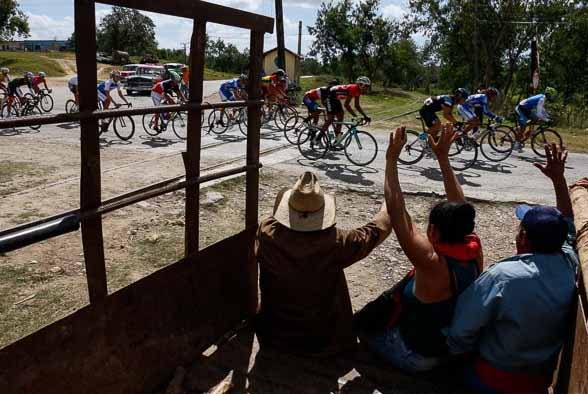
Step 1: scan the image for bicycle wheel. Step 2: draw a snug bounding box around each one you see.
[40,93,54,113]
[65,99,77,114]
[531,129,563,157]
[274,106,298,130]
[397,129,426,165]
[142,113,161,136]
[172,112,188,140]
[284,115,304,145]
[113,115,135,141]
[344,130,378,166]
[298,127,328,161]
[207,109,229,135]
[22,105,43,130]
[449,136,478,171]
[480,128,513,162]
[1,103,18,119]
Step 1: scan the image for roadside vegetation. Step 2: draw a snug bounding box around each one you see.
[0,52,66,77]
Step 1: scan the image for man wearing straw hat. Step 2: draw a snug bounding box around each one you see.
[255,171,392,356]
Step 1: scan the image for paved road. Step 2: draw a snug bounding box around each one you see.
[5,81,588,206]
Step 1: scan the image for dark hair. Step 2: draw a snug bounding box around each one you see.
[523,222,568,254]
[429,201,476,244]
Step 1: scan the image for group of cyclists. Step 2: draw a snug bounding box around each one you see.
[0,68,52,115]
[1,62,558,151]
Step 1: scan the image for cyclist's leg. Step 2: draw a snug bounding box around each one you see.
[514,105,528,141]
[327,97,344,137]
[420,107,440,136]
[151,91,163,129]
[457,104,478,132]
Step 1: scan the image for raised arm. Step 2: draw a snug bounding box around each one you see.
[534,143,573,217]
[429,124,466,202]
[385,127,437,269]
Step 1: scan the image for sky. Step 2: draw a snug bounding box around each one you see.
[18,0,416,54]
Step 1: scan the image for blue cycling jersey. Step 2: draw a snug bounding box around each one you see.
[519,94,545,111]
[98,79,118,94]
[464,94,497,119]
[220,79,240,93]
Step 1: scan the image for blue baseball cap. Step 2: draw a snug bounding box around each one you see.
[516,204,568,253]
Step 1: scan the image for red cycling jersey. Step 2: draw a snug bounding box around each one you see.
[330,84,361,100]
[32,76,44,87]
[305,88,322,101]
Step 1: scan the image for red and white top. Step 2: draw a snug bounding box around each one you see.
[330,84,361,100]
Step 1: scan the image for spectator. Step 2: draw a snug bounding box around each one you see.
[358,124,483,372]
[447,143,579,394]
[255,171,393,356]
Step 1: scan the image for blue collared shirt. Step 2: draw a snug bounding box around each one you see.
[447,219,578,373]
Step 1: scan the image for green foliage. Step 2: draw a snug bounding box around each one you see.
[205,38,249,74]
[300,57,324,75]
[0,52,66,77]
[0,0,29,41]
[96,6,158,56]
[157,48,186,64]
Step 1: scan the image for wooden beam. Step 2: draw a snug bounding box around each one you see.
[75,0,108,303]
[571,182,588,303]
[184,20,206,256]
[98,0,274,33]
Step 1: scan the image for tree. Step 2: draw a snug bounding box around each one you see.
[301,57,324,75]
[0,0,30,41]
[96,6,157,56]
[205,38,249,74]
[66,32,75,50]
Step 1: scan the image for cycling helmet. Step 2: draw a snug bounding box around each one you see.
[169,71,181,83]
[239,73,249,80]
[110,70,121,78]
[454,87,470,99]
[544,86,557,99]
[38,71,46,78]
[356,76,371,86]
[328,79,340,87]
[24,71,34,79]
[1,67,9,74]
[274,69,286,77]
[486,87,499,96]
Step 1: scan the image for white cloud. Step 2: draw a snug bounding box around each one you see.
[382,3,406,19]
[25,12,74,40]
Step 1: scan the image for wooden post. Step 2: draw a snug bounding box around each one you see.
[184,19,206,256]
[75,0,107,303]
[571,182,588,296]
[297,20,302,86]
[274,0,286,71]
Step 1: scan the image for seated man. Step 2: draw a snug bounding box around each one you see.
[448,143,579,394]
[255,171,392,356]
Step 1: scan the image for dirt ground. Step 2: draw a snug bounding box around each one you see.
[0,165,519,349]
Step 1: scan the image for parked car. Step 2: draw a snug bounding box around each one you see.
[120,64,140,83]
[164,63,186,73]
[125,65,165,95]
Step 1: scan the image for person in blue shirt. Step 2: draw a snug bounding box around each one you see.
[218,74,248,121]
[514,87,557,152]
[457,87,503,139]
[447,143,579,394]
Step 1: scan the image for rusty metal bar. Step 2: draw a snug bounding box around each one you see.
[184,20,206,256]
[75,0,108,303]
[98,0,274,33]
[0,100,263,129]
[0,165,260,255]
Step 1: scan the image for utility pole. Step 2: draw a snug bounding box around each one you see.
[275,0,286,72]
[297,21,302,86]
[181,42,189,65]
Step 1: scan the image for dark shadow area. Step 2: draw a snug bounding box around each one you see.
[56,122,80,130]
[99,136,132,148]
[469,159,515,174]
[419,167,482,188]
[297,159,377,187]
[140,137,182,149]
[0,127,40,136]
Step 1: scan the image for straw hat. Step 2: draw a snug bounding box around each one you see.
[273,172,336,232]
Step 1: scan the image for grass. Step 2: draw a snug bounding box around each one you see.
[0,52,66,77]
[204,68,235,80]
[0,161,55,197]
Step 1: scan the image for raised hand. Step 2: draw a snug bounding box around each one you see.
[534,143,568,182]
[429,123,457,161]
[386,126,407,162]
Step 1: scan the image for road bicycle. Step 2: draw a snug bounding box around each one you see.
[503,121,563,157]
[263,97,298,131]
[283,108,327,145]
[98,102,135,141]
[0,94,43,130]
[297,118,378,166]
[397,119,479,171]
[65,98,79,114]
[207,106,248,136]
[142,99,188,140]
[36,88,54,113]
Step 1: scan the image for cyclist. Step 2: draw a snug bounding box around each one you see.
[97,70,129,130]
[5,71,34,115]
[219,74,248,120]
[513,87,556,152]
[68,75,79,105]
[457,87,503,139]
[419,88,470,137]
[180,65,189,98]
[302,79,339,126]
[322,76,372,143]
[0,67,10,90]
[261,69,287,104]
[32,72,51,96]
[151,71,186,132]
